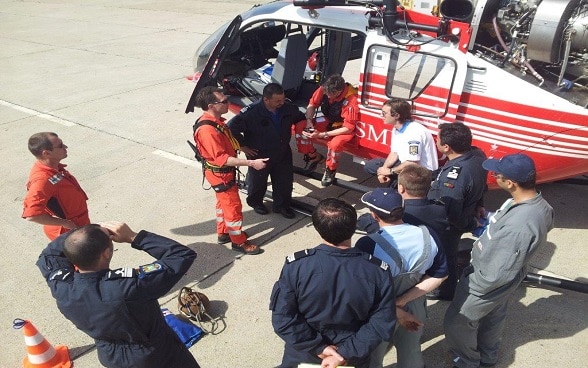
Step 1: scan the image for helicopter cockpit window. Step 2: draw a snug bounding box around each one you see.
[362,46,457,118]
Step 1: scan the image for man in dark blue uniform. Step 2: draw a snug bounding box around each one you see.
[427,123,487,300]
[229,83,306,219]
[270,198,397,368]
[36,221,199,368]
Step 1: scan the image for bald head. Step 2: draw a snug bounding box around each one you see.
[64,224,112,270]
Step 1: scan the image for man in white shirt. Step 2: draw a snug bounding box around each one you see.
[364,98,438,185]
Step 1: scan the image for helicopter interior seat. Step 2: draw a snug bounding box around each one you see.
[323,30,352,78]
[271,33,308,100]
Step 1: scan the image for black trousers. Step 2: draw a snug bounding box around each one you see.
[246,150,294,210]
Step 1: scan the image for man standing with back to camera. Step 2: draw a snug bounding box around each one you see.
[22,132,90,240]
[37,221,200,368]
[444,153,554,368]
[229,83,306,219]
[270,198,397,368]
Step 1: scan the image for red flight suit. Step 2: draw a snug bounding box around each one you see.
[295,83,359,170]
[22,161,90,240]
[194,111,247,245]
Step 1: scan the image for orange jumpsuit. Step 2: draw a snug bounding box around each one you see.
[295,83,359,170]
[22,162,90,240]
[194,111,247,245]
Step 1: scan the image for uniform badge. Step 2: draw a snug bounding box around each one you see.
[106,267,135,279]
[408,141,420,155]
[137,262,163,278]
[48,172,64,185]
[447,166,461,180]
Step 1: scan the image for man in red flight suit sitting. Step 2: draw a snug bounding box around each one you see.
[295,74,359,187]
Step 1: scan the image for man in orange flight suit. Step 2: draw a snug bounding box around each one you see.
[22,132,90,240]
[295,74,359,187]
[193,86,268,255]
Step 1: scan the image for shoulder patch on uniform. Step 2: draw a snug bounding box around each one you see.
[48,172,64,185]
[106,267,136,280]
[136,262,164,279]
[49,268,74,282]
[239,105,251,114]
[408,141,420,155]
[363,253,390,271]
[446,166,462,180]
[286,249,316,264]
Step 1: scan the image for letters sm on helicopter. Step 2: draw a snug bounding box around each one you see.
[186,0,588,187]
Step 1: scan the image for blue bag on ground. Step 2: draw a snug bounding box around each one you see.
[161,307,204,347]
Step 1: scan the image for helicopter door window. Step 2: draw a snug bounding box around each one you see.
[362,46,457,118]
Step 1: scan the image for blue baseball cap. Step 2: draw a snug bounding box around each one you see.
[361,188,403,215]
[482,153,536,183]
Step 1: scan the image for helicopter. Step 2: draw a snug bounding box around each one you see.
[185,0,588,188]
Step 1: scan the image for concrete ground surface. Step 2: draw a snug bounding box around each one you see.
[1,1,587,367]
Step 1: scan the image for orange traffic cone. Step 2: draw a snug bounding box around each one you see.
[13,318,72,368]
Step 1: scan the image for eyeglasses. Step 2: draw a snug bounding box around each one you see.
[211,99,229,105]
[53,143,65,149]
[381,110,396,117]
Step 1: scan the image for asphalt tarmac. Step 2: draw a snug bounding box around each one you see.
[1,1,587,367]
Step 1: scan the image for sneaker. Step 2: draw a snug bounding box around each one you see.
[217,231,248,244]
[321,168,336,187]
[302,152,324,174]
[231,240,262,255]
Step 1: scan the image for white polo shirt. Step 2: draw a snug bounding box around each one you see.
[392,121,438,171]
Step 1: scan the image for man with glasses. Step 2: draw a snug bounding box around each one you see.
[297,74,359,186]
[444,153,554,368]
[427,122,487,300]
[23,132,90,240]
[229,83,305,219]
[193,86,268,255]
[364,98,438,186]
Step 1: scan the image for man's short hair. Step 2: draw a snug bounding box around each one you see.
[263,83,285,99]
[28,132,58,158]
[323,74,346,95]
[438,122,472,153]
[383,98,412,122]
[312,198,357,245]
[398,165,432,197]
[375,207,404,223]
[195,86,223,111]
[63,224,112,269]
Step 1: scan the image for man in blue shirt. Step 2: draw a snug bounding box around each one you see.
[356,188,448,368]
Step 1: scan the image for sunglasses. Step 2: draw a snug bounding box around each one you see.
[211,99,229,105]
[53,143,65,149]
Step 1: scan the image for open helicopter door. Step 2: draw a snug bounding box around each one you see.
[359,31,468,154]
[186,15,243,113]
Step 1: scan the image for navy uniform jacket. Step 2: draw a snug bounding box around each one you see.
[403,197,451,249]
[270,244,396,368]
[36,230,199,368]
[427,147,487,232]
[228,100,305,162]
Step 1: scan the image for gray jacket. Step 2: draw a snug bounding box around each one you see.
[469,192,554,297]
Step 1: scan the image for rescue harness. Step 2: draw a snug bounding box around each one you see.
[188,119,242,192]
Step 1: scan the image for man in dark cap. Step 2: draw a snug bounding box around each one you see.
[355,188,447,368]
[444,153,554,368]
